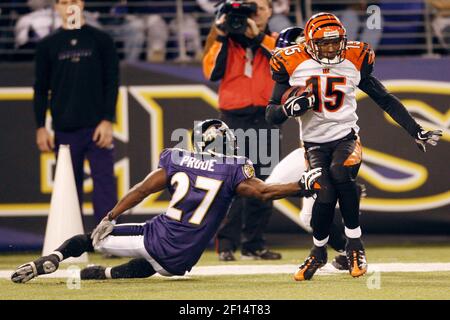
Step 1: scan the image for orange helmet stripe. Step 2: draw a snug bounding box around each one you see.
[305,13,333,34]
[306,15,340,30]
[305,13,344,41]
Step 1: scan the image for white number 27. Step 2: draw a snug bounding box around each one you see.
[165,172,223,225]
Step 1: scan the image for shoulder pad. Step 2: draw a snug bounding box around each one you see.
[346,41,375,71]
[270,44,309,75]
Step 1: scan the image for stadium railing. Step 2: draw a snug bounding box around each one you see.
[0,0,448,62]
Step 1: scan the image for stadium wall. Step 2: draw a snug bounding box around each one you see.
[0,58,449,251]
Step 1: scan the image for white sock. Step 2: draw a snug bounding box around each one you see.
[105,267,112,279]
[313,236,329,247]
[50,251,64,262]
[345,226,362,239]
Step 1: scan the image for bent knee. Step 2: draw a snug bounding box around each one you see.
[93,235,112,253]
[329,163,356,184]
[315,176,337,204]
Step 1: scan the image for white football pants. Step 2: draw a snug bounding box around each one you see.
[94,223,173,276]
[265,148,314,233]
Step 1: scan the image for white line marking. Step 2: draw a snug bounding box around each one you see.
[2,263,450,279]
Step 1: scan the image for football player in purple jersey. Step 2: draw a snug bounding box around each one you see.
[11,119,322,283]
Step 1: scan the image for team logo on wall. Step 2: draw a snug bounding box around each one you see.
[0,82,448,218]
[0,85,220,216]
[355,80,449,212]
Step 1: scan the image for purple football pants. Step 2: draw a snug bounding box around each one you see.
[55,127,117,223]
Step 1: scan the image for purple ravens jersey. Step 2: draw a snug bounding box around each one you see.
[143,148,254,275]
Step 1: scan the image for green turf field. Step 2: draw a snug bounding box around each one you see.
[1,244,450,300]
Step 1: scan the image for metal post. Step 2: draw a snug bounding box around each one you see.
[294,0,304,27]
[176,0,189,62]
[305,0,312,24]
[423,0,438,57]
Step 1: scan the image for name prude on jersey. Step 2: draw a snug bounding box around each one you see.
[179,155,217,172]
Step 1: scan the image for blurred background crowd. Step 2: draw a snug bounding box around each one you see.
[0,0,449,62]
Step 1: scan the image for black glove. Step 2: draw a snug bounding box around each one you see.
[415,129,442,152]
[282,94,315,117]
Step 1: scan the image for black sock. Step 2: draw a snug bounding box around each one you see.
[328,220,346,253]
[335,181,360,229]
[111,258,156,279]
[311,202,336,241]
[54,234,94,260]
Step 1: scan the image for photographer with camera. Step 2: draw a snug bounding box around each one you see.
[203,0,282,261]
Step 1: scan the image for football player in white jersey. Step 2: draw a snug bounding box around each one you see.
[266,26,356,271]
[266,13,442,281]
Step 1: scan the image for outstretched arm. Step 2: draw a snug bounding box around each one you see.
[358,48,442,152]
[358,75,442,152]
[358,74,421,137]
[236,178,300,201]
[107,168,167,221]
[236,168,322,201]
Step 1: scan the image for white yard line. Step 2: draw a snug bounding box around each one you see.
[2,263,450,279]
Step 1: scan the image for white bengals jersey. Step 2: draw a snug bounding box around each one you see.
[270,41,375,143]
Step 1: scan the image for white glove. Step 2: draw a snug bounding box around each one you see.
[91,218,116,247]
[299,167,322,191]
[282,94,315,117]
[415,129,442,152]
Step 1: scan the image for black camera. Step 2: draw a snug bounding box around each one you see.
[218,0,257,35]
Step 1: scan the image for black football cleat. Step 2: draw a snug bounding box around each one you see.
[294,246,327,281]
[218,251,236,262]
[241,249,282,260]
[347,249,368,277]
[80,266,107,280]
[11,255,60,284]
[331,254,349,270]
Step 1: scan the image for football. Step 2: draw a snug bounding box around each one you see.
[281,85,311,105]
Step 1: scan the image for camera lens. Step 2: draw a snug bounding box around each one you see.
[230,17,244,29]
